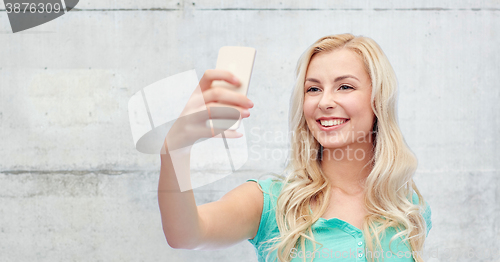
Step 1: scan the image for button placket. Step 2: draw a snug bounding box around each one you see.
[357,239,364,260]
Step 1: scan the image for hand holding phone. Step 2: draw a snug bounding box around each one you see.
[210,46,256,130]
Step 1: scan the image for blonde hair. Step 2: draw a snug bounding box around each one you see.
[260,34,428,262]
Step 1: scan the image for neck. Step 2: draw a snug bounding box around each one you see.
[320,141,374,195]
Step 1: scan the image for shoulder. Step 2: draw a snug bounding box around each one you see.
[410,191,433,237]
[247,177,285,198]
[246,177,284,213]
[245,176,284,245]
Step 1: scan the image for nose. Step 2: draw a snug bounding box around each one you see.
[317,92,338,110]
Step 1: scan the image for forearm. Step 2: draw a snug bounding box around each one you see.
[158,148,204,249]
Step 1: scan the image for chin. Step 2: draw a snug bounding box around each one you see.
[314,132,347,146]
[320,142,348,150]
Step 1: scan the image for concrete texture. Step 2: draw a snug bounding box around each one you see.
[0,1,499,261]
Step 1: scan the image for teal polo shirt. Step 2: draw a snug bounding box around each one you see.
[246,178,432,262]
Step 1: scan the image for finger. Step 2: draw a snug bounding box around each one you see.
[179,106,247,128]
[189,124,240,139]
[188,102,247,120]
[165,124,242,151]
[207,104,250,119]
[203,87,254,109]
[199,69,241,92]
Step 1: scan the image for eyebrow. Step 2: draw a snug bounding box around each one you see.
[305,75,360,83]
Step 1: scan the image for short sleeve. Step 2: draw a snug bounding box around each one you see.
[246,178,272,246]
[247,179,269,245]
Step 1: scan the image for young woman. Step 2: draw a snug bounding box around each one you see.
[158,33,432,262]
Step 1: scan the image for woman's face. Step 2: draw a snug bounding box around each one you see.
[303,48,375,150]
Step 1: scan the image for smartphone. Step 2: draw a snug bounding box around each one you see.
[210,46,256,130]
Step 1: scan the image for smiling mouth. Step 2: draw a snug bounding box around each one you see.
[317,119,349,127]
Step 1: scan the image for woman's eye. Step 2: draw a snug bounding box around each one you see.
[307,87,320,92]
[339,85,354,90]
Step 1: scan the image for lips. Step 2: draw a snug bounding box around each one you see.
[316,117,350,121]
[316,117,350,127]
[316,119,349,130]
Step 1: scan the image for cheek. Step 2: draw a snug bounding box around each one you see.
[302,104,319,133]
[302,99,316,120]
[344,96,373,127]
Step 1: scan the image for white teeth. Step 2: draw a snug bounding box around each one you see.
[320,119,347,127]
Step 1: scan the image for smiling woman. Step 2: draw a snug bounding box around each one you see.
[246,34,431,262]
[158,33,431,262]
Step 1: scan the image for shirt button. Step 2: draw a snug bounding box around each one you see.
[358,241,363,246]
[358,253,363,258]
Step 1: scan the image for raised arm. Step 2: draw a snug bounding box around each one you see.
[158,149,263,250]
[157,70,260,250]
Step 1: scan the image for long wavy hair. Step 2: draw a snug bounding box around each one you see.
[260,34,428,262]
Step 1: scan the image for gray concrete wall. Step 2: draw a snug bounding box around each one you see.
[1,1,499,261]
